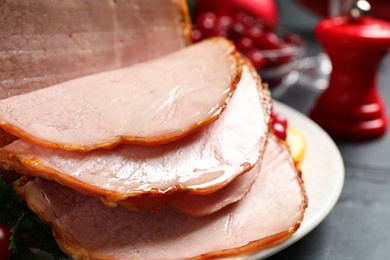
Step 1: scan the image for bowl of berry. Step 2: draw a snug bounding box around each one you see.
[191,0,305,96]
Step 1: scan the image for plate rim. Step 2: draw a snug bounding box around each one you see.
[243,100,345,259]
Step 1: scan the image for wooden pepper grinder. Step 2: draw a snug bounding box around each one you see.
[310,0,390,141]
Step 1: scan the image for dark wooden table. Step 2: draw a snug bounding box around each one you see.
[267,31,390,260]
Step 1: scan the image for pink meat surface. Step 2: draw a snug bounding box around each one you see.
[0,0,189,99]
[15,135,306,260]
[120,159,261,216]
[0,63,271,202]
[0,0,190,147]
[0,38,241,150]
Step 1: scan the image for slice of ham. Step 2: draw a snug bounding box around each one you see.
[120,159,261,217]
[0,38,241,150]
[0,0,190,148]
[15,134,307,260]
[0,63,271,203]
[0,0,190,99]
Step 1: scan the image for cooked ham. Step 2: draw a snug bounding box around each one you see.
[0,63,271,203]
[119,159,261,217]
[0,0,190,147]
[0,0,190,99]
[0,38,241,150]
[15,134,306,260]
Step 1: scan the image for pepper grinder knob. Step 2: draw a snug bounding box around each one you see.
[310,0,390,141]
[349,0,371,22]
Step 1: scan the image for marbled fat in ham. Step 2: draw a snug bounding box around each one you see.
[15,134,306,260]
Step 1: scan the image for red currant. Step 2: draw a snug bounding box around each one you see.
[235,12,256,28]
[272,113,288,128]
[255,31,281,50]
[246,50,267,70]
[283,33,303,46]
[0,224,12,260]
[191,28,203,43]
[243,25,264,40]
[192,7,300,90]
[227,22,245,40]
[272,121,287,141]
[267,43,294,68]
[235,37,255,52]
[196,12,219,37]
[217,15,234,32]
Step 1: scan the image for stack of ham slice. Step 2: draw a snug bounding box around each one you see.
[0,0,307,259]
[15,134,305,260]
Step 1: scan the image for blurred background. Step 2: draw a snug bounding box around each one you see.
[187,0,326,98]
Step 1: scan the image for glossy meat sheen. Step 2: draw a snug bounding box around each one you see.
[0,38,240,150]
[120,160,261,217]
[0,64,271,201]
[0,0,190,148]
[15,135,306,260]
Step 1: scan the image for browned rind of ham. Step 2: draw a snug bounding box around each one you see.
[0,38,241,151]
[14,134,306,260]
[0,62,271,205]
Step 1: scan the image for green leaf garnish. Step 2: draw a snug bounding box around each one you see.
[0,173,68,259]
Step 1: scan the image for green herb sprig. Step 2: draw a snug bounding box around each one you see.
[0,174,68,259]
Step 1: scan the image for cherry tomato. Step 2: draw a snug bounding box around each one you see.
[0,224,12,260]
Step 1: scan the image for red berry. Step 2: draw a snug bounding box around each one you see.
[272,113,288,128]
[235,12,255,28]
[255,31,281,50]
[196,12,218,37]
[227,22,245,40]
[0,224,12,260]
[191,28,203,43]
[194,0,279,31]
[246,50,267,70]
[272,121,287,141]
[283,33,303,46]
[235,37,255,52]
[217,15,234,32]
[267,43,294,68]
[243,25,264,41]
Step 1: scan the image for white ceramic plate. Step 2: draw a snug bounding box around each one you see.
[242,100,345,260]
